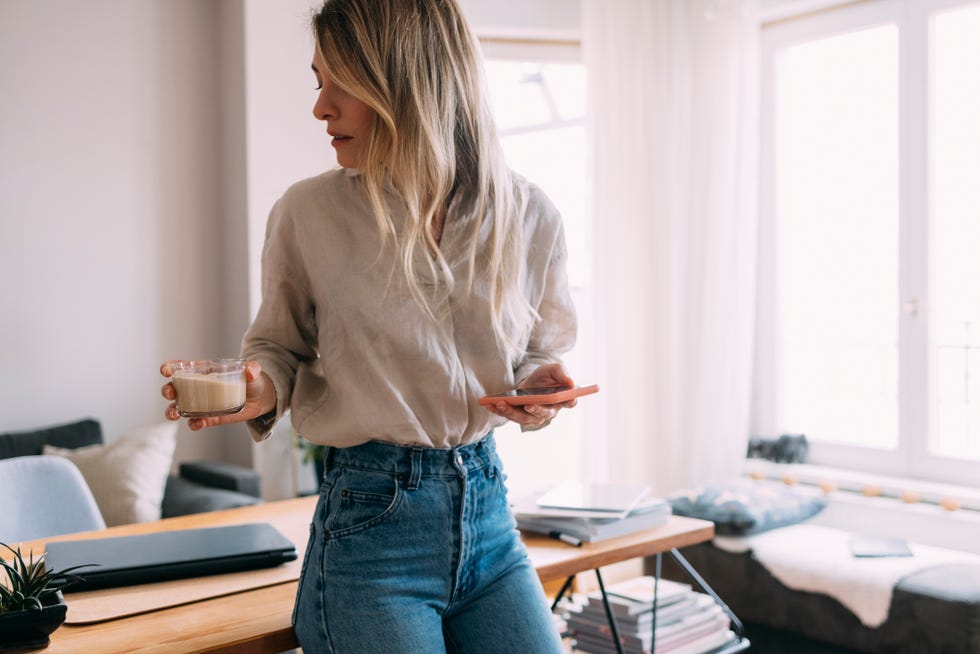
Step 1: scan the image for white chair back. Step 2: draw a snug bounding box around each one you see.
[0,455,106,543]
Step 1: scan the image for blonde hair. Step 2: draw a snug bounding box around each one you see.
[311,0,534,360]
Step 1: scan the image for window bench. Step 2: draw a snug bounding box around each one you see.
[649,522,980,653]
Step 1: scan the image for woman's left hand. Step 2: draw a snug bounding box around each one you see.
[485,363,576,428]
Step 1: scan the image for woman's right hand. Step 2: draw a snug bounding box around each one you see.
[160,360,277,431]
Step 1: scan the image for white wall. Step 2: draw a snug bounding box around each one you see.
[241,0,336,497]
[0,0,243,465]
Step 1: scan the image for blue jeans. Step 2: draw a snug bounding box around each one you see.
[292,435,565,654]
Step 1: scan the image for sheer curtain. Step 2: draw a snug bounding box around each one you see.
[582,0,759,494]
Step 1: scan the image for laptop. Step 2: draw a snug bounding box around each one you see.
[44,522,298,592]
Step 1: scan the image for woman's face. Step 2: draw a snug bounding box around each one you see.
[311,50,375,169]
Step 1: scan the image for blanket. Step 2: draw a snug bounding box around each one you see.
[713,524,980,628]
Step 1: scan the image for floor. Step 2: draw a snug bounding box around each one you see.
[741,622,864,654]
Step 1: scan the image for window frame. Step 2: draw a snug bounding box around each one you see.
[480,36,591,289]
[756,0,980,487]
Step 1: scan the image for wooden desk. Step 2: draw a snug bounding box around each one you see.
[11,497,716,654]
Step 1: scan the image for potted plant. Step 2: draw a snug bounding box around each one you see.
[292,428,329,486]
[295,434,329,485]
[0,543,87,651]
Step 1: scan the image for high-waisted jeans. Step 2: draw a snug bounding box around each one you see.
[292,435,565,654]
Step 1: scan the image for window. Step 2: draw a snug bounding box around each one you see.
[483,49,589,286]
[755,0,980,486]
[480,39,593,488]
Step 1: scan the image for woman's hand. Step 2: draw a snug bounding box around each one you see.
[160,360,277,431]
[485,362,577,429]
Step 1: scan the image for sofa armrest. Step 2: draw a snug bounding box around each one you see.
[161,475,261,519]
[178,461,261,498]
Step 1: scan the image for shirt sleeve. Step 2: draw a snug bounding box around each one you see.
[240,198,319,442]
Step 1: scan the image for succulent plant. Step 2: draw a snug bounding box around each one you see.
[0,543,87,613]
[294,430,327,465]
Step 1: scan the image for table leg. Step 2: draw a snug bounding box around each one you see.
[668,548,745,641]
[651,552,661,653]
[550,574,576,613]
[594,568,626,654]
[668,548,751,653]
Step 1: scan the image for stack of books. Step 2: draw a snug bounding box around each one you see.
[565,576,736,654]
[513,481,672,544]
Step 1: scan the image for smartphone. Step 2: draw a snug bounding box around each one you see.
[478,384,599,407]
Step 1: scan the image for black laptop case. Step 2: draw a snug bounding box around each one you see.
[44,522,298,592]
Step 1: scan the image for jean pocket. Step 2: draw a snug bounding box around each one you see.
[323,467,403,539]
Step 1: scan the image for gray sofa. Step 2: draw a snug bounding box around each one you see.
[0,418,261,519]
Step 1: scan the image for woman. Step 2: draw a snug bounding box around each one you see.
[161,0,577,651]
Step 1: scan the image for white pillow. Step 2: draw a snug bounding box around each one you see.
[43,423,177,527]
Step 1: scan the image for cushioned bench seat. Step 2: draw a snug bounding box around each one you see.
[651,537,980,653]
[658,478,980,653]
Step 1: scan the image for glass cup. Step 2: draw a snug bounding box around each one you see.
[170,358,247,418]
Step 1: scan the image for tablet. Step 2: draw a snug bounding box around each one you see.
[535,480,650,515]
[478,384,599,406]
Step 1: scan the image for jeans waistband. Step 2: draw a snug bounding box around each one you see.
[322,434,497,481]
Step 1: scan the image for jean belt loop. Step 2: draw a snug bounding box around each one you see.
[476,440,495,479]
[407,448,423,490]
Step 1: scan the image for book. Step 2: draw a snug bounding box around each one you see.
[516,501,671,542]
[534,481,652,519]
[565,577,736,654]
[604,575,690,606]
[574,593,713,629]
[570,602,724,646]
[849,535,913,558]
[571,621,733,654]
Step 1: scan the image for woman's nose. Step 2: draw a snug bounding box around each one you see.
[313,88,336,121]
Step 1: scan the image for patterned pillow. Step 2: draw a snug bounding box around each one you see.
[668,478,826,535]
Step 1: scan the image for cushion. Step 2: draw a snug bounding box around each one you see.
[0,418,103,459]
[161,476,261,519]
[43,423,177,526]
[178,461,262,497]
[668,478,826,535]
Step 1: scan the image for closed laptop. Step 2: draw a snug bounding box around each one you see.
[45,522,298,592]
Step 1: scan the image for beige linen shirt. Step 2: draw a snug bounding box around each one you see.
[242,168,576,449]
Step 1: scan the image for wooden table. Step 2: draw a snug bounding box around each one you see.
[9,497,718,654]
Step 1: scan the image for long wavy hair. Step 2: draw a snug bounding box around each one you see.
[311,0,534,360]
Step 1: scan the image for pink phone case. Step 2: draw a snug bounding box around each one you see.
[478,384,599,406]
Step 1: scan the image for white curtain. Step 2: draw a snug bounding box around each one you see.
[583,0,759,495]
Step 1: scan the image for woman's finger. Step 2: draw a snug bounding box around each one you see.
[525,404,558,422]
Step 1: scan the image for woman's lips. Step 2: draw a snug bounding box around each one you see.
[330,134,352,147]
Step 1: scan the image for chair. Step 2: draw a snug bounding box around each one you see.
[0,455,107,543]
